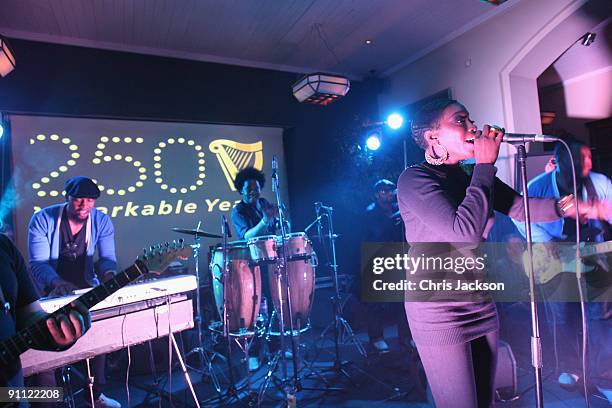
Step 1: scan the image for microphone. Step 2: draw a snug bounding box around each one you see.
[502,133,559,144]
[222,215,232,238]
[314,202,333,211]
[304,215,323,232]
[314,203,323,244]
[271,156,278,192]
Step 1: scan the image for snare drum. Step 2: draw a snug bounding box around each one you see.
[210,241,261,335]
[248,235,278,263]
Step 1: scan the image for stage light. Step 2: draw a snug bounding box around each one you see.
[0,36,16,77]
[386,113,404,130]
[365,134,381,151]
[0,122,3,140]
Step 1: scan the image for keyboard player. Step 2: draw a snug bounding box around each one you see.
[27,177,121,408]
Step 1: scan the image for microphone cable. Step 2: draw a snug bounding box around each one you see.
[558,138,590,408]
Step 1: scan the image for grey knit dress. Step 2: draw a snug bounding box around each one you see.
[397,163,560,346]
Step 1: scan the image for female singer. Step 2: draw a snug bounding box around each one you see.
[397,99,602,407]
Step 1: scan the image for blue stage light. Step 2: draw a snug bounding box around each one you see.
[386,113,404,130]
[0,122,4,140]
[365,134,381,151]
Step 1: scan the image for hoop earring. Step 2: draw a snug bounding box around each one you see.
[424,143,449,166]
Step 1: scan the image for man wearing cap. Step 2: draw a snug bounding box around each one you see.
[27,176,120,408]
[362,179,412,353]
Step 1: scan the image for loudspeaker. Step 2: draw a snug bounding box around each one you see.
[495,340,519,401]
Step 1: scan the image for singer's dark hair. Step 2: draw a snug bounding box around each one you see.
[233,167,266,192]
[411,98,459,150]
[553,136,589,180]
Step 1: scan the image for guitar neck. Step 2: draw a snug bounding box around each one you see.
[580,241,612,258]
[0,260,148,366]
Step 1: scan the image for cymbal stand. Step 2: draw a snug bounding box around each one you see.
[184,221,225,393]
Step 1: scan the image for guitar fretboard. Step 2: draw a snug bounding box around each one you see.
[0,260,147,366]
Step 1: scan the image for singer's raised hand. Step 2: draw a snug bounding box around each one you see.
[474,124,503,164]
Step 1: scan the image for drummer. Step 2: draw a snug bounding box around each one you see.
[231,167,279,240]
[231,166,281,371]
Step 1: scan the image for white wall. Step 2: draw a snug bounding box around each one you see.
[379,0,609,184]
[540,67,612,141]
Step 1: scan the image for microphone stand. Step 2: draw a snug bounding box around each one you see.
[271,161,301,396]
[304,204,405,395]
[221,215,237,397]
[517,144,544,408]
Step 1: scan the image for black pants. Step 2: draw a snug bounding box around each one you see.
[416,331,498,408]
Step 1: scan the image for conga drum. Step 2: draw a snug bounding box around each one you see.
[210,241,261,335]
[247,235,279,264]
[265,233,316,334]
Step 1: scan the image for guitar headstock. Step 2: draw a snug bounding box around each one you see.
[139,239,191,274]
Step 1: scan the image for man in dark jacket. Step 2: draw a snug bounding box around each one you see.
[363,179,412,353]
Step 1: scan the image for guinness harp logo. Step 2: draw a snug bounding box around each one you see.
[209,139,264,191]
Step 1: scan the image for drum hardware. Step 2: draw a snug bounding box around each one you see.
[255,155,301,405]
[171,227,223,239]
[208,229,265,405]
[219,214,239,400]
[218,214,266,404]
[173,222,226,394]
[61,367,76,408]
[303,202,367,390]
[306,205,404,397]
[85,357,95,407]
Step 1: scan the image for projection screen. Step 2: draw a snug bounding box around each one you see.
[10,114,288,270]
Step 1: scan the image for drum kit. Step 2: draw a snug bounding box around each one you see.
[170,158,339,405]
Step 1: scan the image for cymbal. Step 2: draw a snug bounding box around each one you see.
[172,227,222,239]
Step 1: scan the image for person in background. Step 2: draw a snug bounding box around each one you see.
[514,139,611,390]
[362,179,412,353]
[28,176,120,408]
